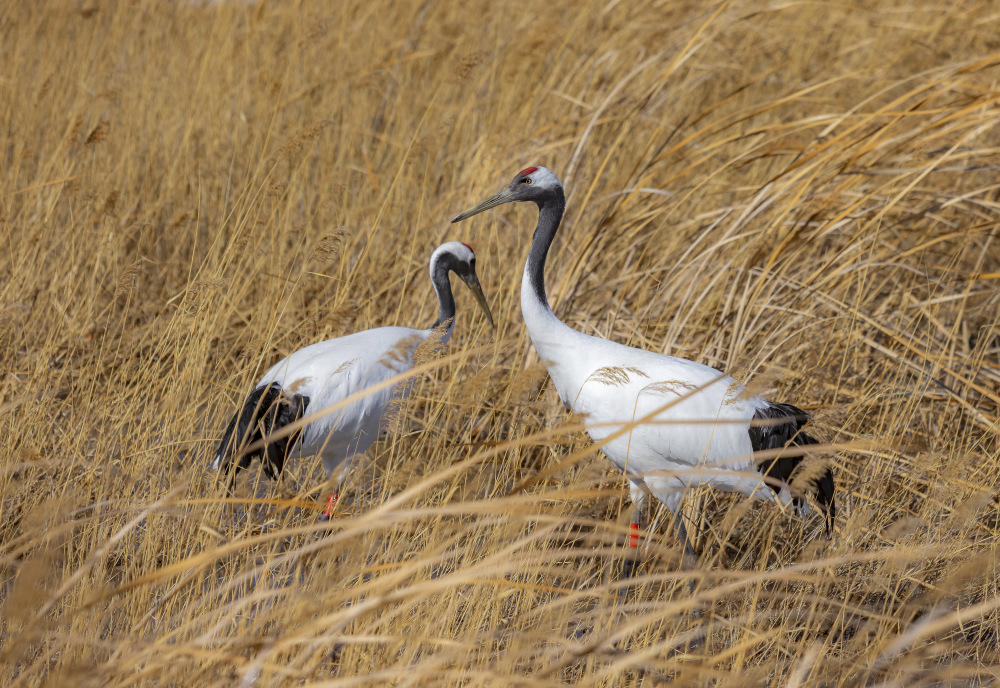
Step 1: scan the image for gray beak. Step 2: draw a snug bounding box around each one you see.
[460,272,495,329]
[452,187,514,223]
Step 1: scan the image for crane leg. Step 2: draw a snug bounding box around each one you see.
[672,512,698,566]
[670,509,703,621]
[319,492,339,522]
[621,501,644,578]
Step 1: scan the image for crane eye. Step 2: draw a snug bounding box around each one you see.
[521,177,532,184]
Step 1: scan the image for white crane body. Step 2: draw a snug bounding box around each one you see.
[522,270,780,513]
[250,325,429,476]
[212,242,494,515]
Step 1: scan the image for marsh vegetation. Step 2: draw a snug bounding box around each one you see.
[2,1,999,684]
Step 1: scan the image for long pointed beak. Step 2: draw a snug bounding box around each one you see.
[460,273,495,329]
[452,188,513,223]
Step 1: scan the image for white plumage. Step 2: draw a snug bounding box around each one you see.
[453,166,833,557]
[248,326,433,475]
[540,333,775,513]
[213,241,493,515]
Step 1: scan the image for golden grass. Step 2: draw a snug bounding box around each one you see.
[2,0,1000,684]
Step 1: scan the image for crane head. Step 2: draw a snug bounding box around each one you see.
[451,166,562,222]
[433,241,495,329]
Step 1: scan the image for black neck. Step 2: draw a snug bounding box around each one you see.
[525,188,566,310]
[430,259,456,329]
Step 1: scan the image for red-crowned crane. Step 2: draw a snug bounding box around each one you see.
[452,167,834,565]
[212,241,494,519]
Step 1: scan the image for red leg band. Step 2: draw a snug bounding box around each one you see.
[322,492,339,517]
[628,522,640,549]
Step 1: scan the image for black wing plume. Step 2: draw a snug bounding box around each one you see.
[750,402,835,530]
[214,382,310,483]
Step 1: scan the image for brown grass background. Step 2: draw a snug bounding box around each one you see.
[2,0,1000,685]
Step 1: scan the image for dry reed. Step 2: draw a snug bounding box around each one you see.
[2,0,999,685]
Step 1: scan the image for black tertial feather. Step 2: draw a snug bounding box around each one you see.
[751,402,836,529]
[214,382,310,483]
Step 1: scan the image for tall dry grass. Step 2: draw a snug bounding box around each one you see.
[2,0,999,685]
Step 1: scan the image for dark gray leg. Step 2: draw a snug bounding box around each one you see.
[670,508,703,624]
[672,511,698,566]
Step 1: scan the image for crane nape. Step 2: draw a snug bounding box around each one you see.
[212,241,494,520]
[452,166,834,566]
